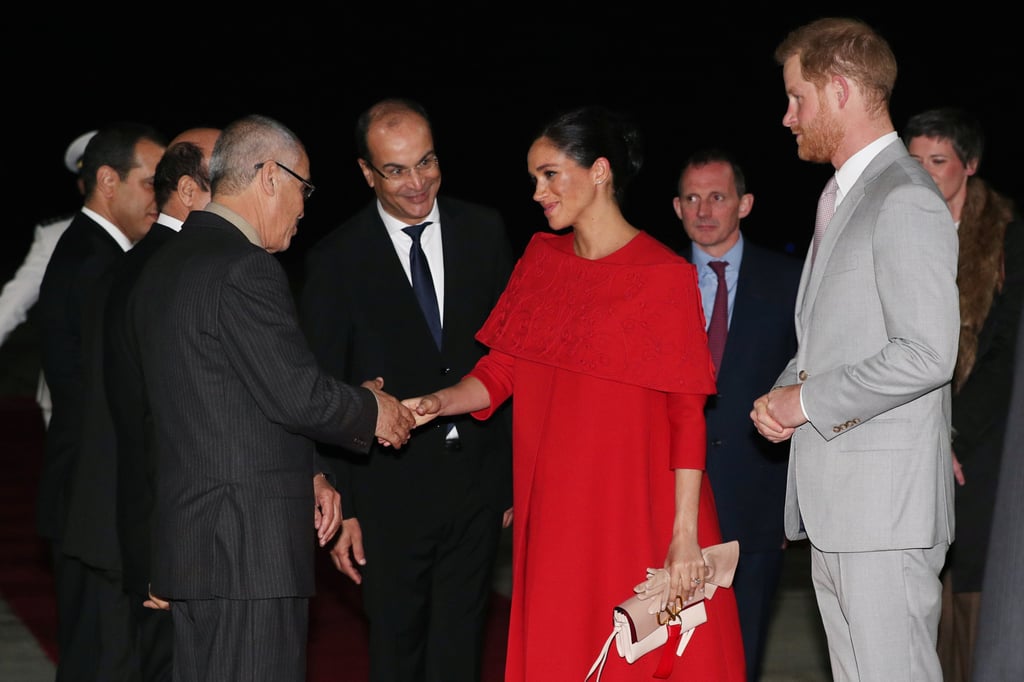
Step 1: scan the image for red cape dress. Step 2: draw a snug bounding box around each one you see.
[470,231,746,681]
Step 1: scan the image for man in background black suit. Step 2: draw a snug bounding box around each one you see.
[129,114,415,682]
[36,121,167,681]
[300,97,514,682]
[102,127,220,681]
[673,148,802,682]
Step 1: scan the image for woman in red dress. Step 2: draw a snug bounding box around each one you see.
[405,106,746,681]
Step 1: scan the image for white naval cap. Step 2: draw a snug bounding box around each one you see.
[64,130,98,174]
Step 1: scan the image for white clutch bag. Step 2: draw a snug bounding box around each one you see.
[584,541,739,681]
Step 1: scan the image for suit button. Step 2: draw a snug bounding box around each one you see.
[798,370,808,381]
[711,439,723,447]
[441,367,452,375]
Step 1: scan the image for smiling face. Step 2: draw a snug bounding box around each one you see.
[359,112,440,223]
[527,136,598,231]
[782,55,842,164]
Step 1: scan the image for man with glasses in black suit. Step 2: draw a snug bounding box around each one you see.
[301,97,514,682]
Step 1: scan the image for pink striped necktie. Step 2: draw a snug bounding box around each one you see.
[812,175,838,267]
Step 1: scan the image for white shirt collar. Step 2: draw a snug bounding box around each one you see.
[81,207,133,252]
[376,201,441,238]
[156,212,185,232]
[834,131,899,204]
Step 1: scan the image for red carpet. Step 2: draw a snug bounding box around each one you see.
[0,394,510,681]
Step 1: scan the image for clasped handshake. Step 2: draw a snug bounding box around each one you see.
[362,377,444,449]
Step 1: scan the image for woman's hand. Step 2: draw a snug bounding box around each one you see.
[665,533,707,608]
[402,394,441,427]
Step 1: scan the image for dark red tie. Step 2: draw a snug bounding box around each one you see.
[707,260,729,373]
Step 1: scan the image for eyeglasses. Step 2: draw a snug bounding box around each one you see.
[255,160,316,200]
[366,154,440,182]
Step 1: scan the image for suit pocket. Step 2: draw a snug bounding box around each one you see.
[821,254,857,277]
[837,418,911,451]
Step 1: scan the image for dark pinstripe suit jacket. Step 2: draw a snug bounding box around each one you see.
[130,209,378,600]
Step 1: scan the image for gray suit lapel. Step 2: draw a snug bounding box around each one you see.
[798,140,907,322]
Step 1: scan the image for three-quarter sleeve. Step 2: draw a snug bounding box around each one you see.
[467,349,515,420]
[668,392,708,470]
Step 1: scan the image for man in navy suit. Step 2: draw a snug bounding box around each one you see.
[301,98,513,682]
[673,148,801,682]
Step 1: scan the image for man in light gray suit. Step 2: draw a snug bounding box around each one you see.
[750,18,960,682]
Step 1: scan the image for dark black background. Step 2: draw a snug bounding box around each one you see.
[6,11,1020,282]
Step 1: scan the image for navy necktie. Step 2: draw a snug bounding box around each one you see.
[707,260,729,373]
[403,222,442,349]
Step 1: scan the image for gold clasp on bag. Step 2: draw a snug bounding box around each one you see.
[657,595,684,624]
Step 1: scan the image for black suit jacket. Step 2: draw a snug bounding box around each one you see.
[103,223,177,593]
[685,239,801,552]
[36,211,125,545]
[300,197,513,526]
[973,286,1024,679]
[130,209,378,600]
[948,212,1024,591]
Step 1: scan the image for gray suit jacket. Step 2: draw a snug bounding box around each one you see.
[778,139,960,552]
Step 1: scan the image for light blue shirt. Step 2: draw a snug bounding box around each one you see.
[691,235,744,331]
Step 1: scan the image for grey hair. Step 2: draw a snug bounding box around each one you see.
[210,114,306,196]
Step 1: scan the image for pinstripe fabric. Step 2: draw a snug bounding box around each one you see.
[130,210,378,602]
[172,598,308,681]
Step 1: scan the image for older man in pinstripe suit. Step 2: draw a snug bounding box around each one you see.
[129,114,415,682]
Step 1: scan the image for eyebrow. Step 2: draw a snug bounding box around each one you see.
[381,151,436,169]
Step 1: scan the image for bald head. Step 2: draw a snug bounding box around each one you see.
[155,127,222,218]
[170,127,221,159]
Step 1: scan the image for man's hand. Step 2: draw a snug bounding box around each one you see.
[751,384,803,443]
[952,450,966,486]
[362,377,416,448]
[330,518,366,584]
[313,472,341,546]
[144,585,170,611]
